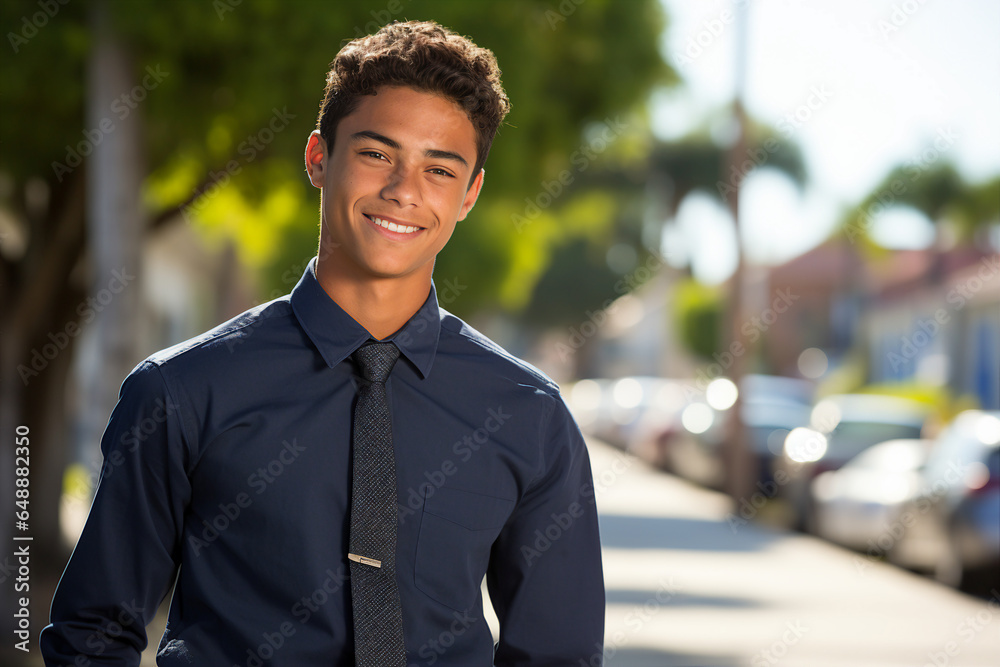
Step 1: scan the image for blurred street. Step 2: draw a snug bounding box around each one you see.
[3,4,998,666]
[589,437,1000,667]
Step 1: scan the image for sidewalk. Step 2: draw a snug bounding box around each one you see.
[589,437,1000,666]
[18,438,996,667]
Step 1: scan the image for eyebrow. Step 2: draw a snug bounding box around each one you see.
[351,130,469,168]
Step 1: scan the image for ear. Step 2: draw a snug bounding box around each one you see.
[305,131,326,188]
[457,169,485,222]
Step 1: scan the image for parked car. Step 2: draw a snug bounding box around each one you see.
[659,374,813,490]
[775,394,930,530]
[887,410,1000,594]
[741,375,815,486]
[810,438,931,549]
[567,376,690,454]
[627,379,693,464]
[565,378,613,440]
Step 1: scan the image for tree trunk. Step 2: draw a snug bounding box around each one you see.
[76,2,145,482]
[0,167,86,662]
[721,4,756,505]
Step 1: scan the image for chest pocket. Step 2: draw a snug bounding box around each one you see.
[414,485,515,611]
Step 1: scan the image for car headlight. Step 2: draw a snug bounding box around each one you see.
[784,427,828,463]
[681,403,714,435]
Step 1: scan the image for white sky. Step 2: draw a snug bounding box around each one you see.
[653,0,1000,283]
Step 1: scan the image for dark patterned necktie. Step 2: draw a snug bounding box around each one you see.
[349,341,406,666]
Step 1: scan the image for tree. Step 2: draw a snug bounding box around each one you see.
[841,160,999,252]
[673,278,723,360]
[0,1,671,640]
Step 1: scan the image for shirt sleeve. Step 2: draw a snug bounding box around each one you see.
[40,360,192,666]
[487,394,605,666]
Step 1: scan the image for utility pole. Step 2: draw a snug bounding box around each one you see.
[721,0,757,504]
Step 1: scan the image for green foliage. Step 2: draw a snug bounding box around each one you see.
[1,0,673,321]
[517,187,647,327]
[838,159,998,251]
[1,1,90,179]
[672,277,722,360]
[946,175,1000,239]
[648,125,807,213]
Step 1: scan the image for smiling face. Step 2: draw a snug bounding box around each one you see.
[306,85,483,290]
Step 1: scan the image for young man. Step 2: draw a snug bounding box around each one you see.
[41,20,604,666]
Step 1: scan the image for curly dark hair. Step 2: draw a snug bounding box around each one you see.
[316,20,511,186]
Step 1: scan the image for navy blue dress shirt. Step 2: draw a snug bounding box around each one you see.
[40,257,605,666]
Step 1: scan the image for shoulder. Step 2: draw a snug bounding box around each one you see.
[141,296,295,375]
[117,296,299,438]
[438,308,561,401]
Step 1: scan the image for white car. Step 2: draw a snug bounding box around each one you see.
[810,438,930,549]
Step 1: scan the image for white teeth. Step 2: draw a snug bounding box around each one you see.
[370,216,419,234]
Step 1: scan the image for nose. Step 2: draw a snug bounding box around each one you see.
[380,162,421,208]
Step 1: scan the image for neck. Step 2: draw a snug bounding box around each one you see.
[315,258,430,341]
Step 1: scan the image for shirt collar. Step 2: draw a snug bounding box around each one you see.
[289,257,440,379]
